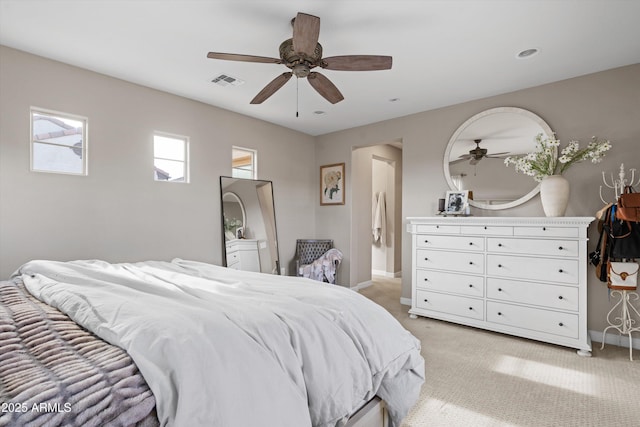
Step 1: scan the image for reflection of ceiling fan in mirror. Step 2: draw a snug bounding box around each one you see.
[454,139,510,165]
[206,12,392,104]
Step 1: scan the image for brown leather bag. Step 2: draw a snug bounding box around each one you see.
[616,186,640,222]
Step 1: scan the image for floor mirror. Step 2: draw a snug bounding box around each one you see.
[220,176,280,274]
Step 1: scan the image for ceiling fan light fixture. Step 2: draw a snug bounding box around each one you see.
[516,48,539,59]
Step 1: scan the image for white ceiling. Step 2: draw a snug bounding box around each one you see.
[1,1,639,136]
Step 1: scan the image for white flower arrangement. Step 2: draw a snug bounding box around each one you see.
[504,133,611,182]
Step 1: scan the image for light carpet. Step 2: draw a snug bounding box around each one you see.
[359,277,639,427]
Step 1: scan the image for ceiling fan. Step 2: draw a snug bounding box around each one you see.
[206,12,392,105]
[455,139,510,165]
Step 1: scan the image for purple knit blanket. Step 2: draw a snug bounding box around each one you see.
[0,279,158,427]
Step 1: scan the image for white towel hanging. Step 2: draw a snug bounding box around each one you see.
[372,192,387,244]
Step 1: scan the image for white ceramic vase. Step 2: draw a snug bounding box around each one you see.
[540,175,570,217]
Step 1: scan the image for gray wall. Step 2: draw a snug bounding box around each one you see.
[0,46,316,278]
[2,45,639,333]
[316,63,640,332]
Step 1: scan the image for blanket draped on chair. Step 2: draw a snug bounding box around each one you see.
[301,248,343,284]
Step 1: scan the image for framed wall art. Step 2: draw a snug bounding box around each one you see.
[320,163,345,205]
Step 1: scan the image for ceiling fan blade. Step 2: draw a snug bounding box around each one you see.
[322,55,392,71]
[207,52,281,64]
[450,158,470,165]
[250,72,293,104]
[469,158,481,165]
[486,152,510,157]
[292,12,320,57]
[307,72,344,104]
[457,154,473,159]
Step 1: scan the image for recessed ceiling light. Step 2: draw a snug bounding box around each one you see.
[516,48,539,59]
[389,98,400,102]
[314,110,325,115]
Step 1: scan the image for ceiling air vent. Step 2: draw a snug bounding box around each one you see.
[211,74,245,87]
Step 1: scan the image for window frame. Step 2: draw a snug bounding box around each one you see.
[232,146,257,179]
[153,131,190,183]
[30,107,88,176]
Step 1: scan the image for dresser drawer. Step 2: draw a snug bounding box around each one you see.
[460,225,513,236]
[417,249,484,274]
[416,290,484,320]
[416,224,460,234]
[487,301,579,339]
[487,254,578,284]
[487,278,578,311]
[227,250,239,264]
[487,238,578,257]
[417,234,484,251]
[513,226,578,238]
[416,269,484,297]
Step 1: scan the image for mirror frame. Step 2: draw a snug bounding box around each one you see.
[221,191,246,239]
[443,106,554,210]
[220,176,281,274]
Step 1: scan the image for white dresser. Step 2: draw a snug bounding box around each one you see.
[407,217,594,355]
[225,239,260,272]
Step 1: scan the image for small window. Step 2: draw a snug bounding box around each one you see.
[154,133,189,182]
[31,108,87,175]
[232,147,256,179]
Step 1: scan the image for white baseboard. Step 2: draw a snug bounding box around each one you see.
[400,297,411,306]
[590,329,640,350]
[352,280,373,291]
[371,270,402,278]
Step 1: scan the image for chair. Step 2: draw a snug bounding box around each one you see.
[294,239,341,284]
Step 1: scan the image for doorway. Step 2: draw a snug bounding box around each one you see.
[350,142,402,288]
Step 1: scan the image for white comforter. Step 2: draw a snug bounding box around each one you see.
[16,259,424,427]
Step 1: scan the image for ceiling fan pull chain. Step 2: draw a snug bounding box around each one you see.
[296,77,299,118]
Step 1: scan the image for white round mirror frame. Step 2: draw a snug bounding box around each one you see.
[443,106,554,211]
[222,191,246,231]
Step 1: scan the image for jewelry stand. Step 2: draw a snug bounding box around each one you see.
[601,290,640,361]
[599,163,640,360]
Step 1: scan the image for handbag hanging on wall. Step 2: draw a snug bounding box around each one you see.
[616,186,640,222]
[607,261,639,290]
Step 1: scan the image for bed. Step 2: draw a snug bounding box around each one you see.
[1,259,424,427]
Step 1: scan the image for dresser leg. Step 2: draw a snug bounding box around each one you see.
[409,313,418,319]
[576,349,592,357]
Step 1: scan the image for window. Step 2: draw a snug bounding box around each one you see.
[31,107,87,175]
[154,133,189,182]
[232,147,256,179]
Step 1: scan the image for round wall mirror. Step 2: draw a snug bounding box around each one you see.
[222,192,245,240]
[443,107,554,210]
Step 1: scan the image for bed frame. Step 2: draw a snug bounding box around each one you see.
[345,397,388,427]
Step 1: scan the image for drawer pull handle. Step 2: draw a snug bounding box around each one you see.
[498,243,503,247]
[423,278,428,281]
[436,225,440,228]
[558,246,564,250]
[559,322,564,327]
[498,312,502,316]
[423,299,428,302]
[469,242,473,245]
[424,257,429,261]
[469,261,473,265]
[468,284,473,288]
[484,226,487,230]
[543,227,547,231]
[558,269,564,273]
[424,240,429,243]
[498,288,502,292]
[558,295,563,300]
[498,264,503,268]
[468,307,473,311]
